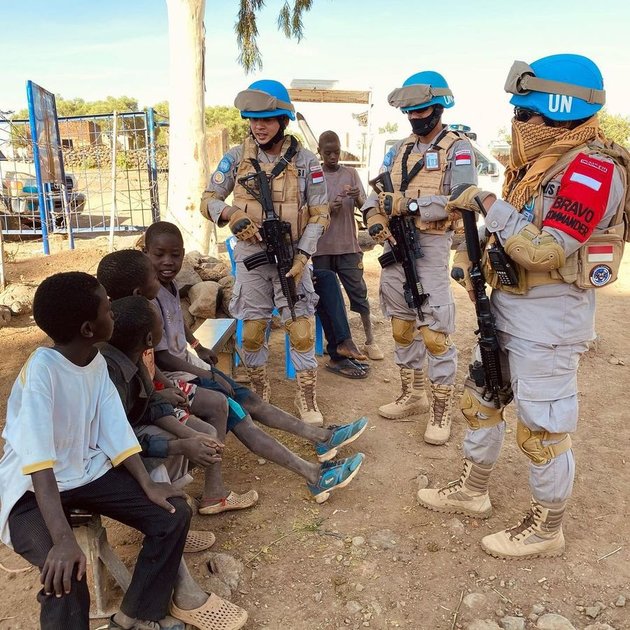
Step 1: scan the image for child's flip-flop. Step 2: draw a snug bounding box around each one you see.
[197,490,259,515]
[170,593,248,630]
[325,359,367,379]
[183,530,216,553]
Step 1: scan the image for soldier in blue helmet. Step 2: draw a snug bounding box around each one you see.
[361,71,477,445]
[201,80,330,426]
[418,54,630,559]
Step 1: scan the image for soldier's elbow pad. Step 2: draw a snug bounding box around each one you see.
[307,205,331,231]
[504,227,566,272]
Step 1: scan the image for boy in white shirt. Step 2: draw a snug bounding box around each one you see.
[0,272,245,630]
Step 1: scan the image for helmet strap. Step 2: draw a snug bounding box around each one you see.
[253,116,288,151]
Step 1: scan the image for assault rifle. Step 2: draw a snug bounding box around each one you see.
[369,171,429,321]
[450,185,506,408]
[238,161,300,321]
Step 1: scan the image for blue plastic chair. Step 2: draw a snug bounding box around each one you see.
[225,236,322,381]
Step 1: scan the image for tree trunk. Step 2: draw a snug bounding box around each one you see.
[165,0,215,255]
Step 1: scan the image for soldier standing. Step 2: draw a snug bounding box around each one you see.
[200,80,330,426]
[362,71,477,445]
[418,54,629,558]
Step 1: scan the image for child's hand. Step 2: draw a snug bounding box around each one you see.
[159,387,188,408]
[347,185,362,200]
[211,371,235,397]
[179,436,222,466]
[144,481,187,513]
[196,345,218,365]
[196,432,224,453]
[330,197,343,212]
[41,536,86,597]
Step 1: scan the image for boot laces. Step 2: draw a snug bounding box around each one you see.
[439,461,470,496]
[507,506,541,541]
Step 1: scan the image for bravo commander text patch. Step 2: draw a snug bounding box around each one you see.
[542,153,613,243]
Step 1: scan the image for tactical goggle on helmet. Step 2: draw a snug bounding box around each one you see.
[234,79,296,120]
[505,55,605,122]
[388,71,454,113]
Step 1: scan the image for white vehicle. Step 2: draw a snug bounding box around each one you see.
[366,124,505,197]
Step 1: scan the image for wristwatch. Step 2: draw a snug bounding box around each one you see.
[406,199,420,214]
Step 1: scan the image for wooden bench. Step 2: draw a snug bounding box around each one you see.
[70,511,131,619]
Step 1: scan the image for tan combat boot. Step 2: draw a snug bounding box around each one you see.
[417,458,493,518]
[247,365,270,403]
[378,367,429,420]
[481,499,566,559]
[423,383,455,445]
[295,369,324,426]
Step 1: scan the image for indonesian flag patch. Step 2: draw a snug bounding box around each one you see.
[454,150,472,166]
[587,244,614,262]
[310,165,324,184]
[543,153,614,243]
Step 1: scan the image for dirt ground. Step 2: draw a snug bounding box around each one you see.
[0,232,628,630]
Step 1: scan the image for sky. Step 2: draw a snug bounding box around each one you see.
[2,0,629,155]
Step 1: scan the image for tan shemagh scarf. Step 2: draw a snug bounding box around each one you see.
[502,116,603,211]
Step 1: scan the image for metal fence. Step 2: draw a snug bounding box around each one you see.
[0,109,168,244]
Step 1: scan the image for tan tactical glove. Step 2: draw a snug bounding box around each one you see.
[446,183,495,214]
[286,252,309,287]
[366,211,392,245]
[451,248,473,293]
[378,191,407,216]
[228,208,260,242]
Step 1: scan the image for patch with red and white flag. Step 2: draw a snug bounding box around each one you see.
[543,152,613,243]
[587,244,614,262]
[454,149,472,166]
[310,165,324,184]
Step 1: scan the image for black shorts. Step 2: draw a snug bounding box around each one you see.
[313,252,370,315]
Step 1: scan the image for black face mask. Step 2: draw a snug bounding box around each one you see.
[409,106,443,137]
[253,117,287,151]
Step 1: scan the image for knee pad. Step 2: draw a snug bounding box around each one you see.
[285,316,314,352]
[391,317,416,347]
[460,387,505,430]
[516,421,572,466]
[419,326,451,356]
[242,319,268,352]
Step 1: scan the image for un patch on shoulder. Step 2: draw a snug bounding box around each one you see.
[217,156,233,173]
[383,149,394,168]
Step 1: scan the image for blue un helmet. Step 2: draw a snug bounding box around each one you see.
[234,79,296,120]
[506,54,605,122]
[388,71,455,112]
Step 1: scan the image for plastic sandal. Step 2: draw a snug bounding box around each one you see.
[307,452,365,503]
[184,530,216,553]
[315,417,368,462]
[170,593,248,630]
[197,490,259,515]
